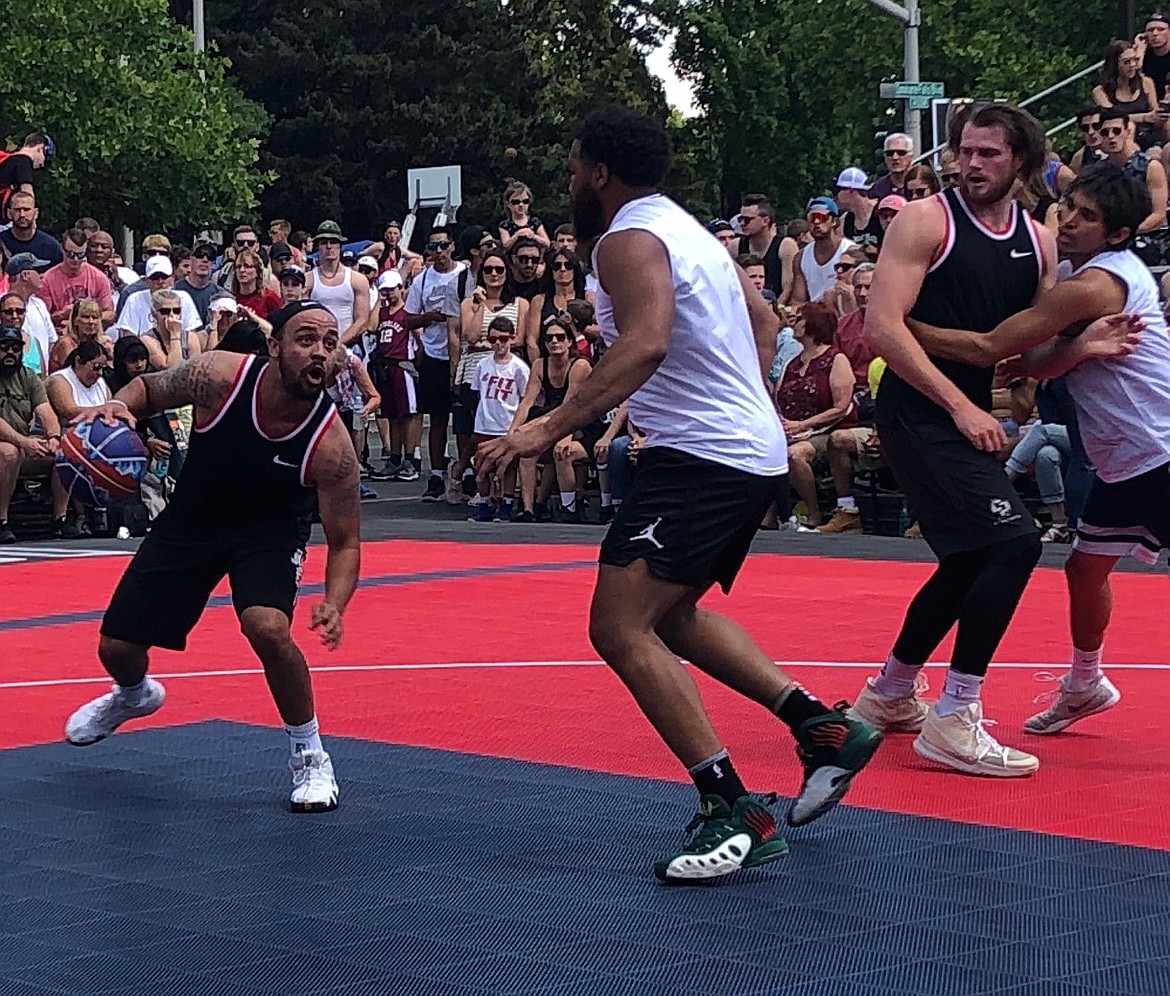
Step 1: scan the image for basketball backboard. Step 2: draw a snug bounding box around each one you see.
[403,165,462,246]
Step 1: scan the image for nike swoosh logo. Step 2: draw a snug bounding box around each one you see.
[1009,250,1033,259]
[273,456,299,468]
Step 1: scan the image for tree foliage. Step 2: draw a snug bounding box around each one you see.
[655,0,1116,220]
[177,0,665,241]
[0,0,269,233]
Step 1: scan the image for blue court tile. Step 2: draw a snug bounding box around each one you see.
[4,721,1170,996]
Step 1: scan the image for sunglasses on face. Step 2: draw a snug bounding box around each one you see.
[737,214,758,225]
[144,248,170,258]
[509,198,530,206]
[192,248,216,260]
[65,249,87,261]
[488,334,511,343]
[807,212,831,224]
[884,149,910,158]
[906,187,931,199]
[1,306,25,316]
[1079,122,1100,132]
[516,256,540,265]
[358,266,376,274]
[426,240,452,251]
[478,240,495,250]
[1100,125,1125,137]
[235,239,257,248]
[482,265,507,275]
[156,307,182,316]
[543,332,568,342]
[0,340,22,351]
[551,260,573,271]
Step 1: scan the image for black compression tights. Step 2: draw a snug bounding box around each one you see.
[891,533,1042,677]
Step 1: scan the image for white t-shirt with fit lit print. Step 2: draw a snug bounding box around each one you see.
[474,354,529,435]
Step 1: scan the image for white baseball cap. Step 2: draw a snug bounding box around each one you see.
[356,255,379,272]
[835,166,871,191]
[145,255,173,278]
[376,270,404,291]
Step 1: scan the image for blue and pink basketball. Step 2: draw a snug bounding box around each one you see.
[55,420,149,506]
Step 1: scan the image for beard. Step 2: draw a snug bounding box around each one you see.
[277,354,324,401]
[572,185,605,243]
[960,173,1016,207]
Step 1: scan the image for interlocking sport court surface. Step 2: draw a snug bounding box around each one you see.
[2,536,1169,996]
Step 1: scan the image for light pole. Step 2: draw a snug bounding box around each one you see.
[863,0,923,154]
[193,0,205,54]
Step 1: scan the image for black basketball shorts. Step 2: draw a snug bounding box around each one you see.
[599,446,782,593]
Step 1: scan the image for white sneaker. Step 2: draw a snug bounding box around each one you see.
[913,701,1039,777]
[65,679,166,746]
[848,677,930,732]
[1024,673,1120,734]
[289,749,339,813]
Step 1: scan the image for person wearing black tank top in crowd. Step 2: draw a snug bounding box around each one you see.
[523,244,586,363]
[64,301,362,814]
[511,314,592,521]
[857,103,1056,779]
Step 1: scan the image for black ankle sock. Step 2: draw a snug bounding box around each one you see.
[688,750,747,807]
[772,685,833,733]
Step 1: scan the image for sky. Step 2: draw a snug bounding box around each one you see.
[646,42,699,116]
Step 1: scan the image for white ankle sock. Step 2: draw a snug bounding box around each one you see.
[872,653,920,698]
[936,670,983,716]
[286,716,323,757]
[1069,645,1102,692]
[560,491,576,511]
[117,679,149,706]
[838,496,857,512]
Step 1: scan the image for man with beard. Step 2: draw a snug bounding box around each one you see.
[478,106,880,883]
[851,103,1053,777]
[64,301,361,813]
[0,191,62,267]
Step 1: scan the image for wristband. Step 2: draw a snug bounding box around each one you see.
[47,434,61,441]
[109,399,130,409]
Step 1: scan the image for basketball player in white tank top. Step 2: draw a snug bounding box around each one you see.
[477,107,880,883]
[905,163,1167,743]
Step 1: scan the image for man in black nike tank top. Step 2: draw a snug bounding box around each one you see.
[853,104,1054,778]
[64,302,361,813]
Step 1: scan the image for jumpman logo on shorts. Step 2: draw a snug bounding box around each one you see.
[631,517,665,550]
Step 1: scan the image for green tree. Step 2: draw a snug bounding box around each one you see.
[655,0,1115,220]
[0,0,269,234]
[177,0,667,240]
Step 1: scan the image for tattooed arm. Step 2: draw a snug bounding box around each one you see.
[305,416,362,649]
[82,352,246,429]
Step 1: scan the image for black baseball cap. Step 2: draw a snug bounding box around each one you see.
[0,324,23,344]
[270,243,293,262]
[269,300,332,336]
[279,264,306,284]
[706,219,735,235]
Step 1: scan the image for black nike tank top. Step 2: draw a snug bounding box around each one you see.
[878,188,1042,420]
[162,355,336,538]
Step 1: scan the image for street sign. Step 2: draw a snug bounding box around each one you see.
[893,81,945,99]
[908,96,932,110]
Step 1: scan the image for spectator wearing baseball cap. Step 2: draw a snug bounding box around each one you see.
[706,219,738,256]
[836,167,883,253]
[176,240,218,324]
[788,197,856,305]
[5,254,57,370]
[115,255,203,340]
[1139,11,1170,99]
[877,194,907,233]
[279,264,307,304]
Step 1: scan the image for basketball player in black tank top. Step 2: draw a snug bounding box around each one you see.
[64,302,361,813]
[855,104,1055,778]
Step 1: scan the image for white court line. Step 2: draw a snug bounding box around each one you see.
[5,658,1169,691]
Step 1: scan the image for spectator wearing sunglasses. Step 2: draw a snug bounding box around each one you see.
[706,219,739,257]
[213,225,261,290]
[1095,106,1168,232]
[511,314,591,522]
[524,245,586,363]
[470,315,529,522]
[938,149,962,188]
[451,247,527,502]
[788,197,856,305]
[497,180,549,249]
[0,131,53,212]
[507,236,545,302]
[406,224,464,501]
[870,132,915,201]
[175,240,219,323]
[36,228,115,332]
[1069,106,1106,176]
[1094,39,1161,150]
[113,234,174,317]
[836,167,883,255]
[819,247,869,316]
[141,289,202,369]
[0,292,45,375]
[4,255,56,372]
[46,338,111,423]
[902,163,941,203]
[49,297,113,373]
[113,256,205,342]
[736,194,782,295]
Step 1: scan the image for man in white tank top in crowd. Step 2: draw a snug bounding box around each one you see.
[788,195,856,304]
[477,106,880,883]
[906,162,1170,743]
[306,220,371,351]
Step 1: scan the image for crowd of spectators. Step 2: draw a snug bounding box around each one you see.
[5,22,1170,544]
